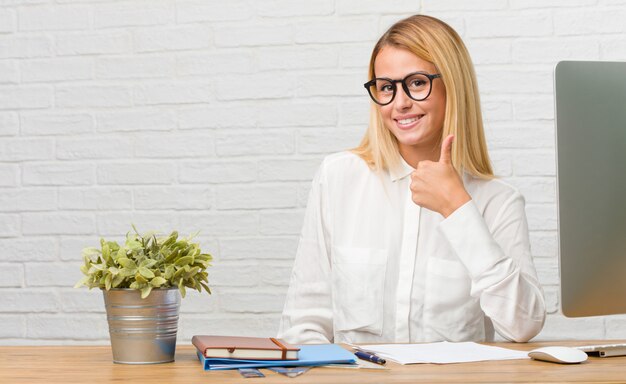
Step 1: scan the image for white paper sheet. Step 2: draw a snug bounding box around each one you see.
[355,341,530,364]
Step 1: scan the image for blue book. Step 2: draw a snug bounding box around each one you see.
[196,344,357,371]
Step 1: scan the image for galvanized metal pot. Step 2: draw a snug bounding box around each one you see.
[102,288,181,364]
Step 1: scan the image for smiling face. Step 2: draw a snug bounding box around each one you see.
[373,45,447,165]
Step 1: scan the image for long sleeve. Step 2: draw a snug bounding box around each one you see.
[277,166,334,344]
[437,193,546,342]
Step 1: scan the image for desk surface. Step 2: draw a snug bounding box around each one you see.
[1,341,625,383]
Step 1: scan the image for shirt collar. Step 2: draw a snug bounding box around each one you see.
[388,155,476,184]
[389,155,415,182]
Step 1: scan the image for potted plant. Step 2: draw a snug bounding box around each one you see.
[75,225,212,364]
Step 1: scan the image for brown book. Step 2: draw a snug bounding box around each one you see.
[191,335,300,360]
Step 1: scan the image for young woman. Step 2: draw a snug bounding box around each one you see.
[278,15,546,344]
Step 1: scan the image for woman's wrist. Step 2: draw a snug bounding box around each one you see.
[442,191,472,218]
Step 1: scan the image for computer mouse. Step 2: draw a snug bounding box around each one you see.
[528,346,588,364]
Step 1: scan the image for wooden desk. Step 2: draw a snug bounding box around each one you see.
[1,341,625,383]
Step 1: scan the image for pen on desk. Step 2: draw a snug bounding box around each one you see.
[355,351,386,365]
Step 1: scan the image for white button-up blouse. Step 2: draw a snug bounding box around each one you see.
[277,151,546,344]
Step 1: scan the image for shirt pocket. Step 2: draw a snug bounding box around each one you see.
[331,246,387,335]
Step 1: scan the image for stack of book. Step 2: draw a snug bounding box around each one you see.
[192,335,357,371]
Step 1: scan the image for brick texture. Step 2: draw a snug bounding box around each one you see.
[0,0,621,345]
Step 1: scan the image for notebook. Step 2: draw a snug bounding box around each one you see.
[192,335,300,360]
[196,344,357,371]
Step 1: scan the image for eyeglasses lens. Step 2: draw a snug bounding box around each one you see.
[404,73,431,101]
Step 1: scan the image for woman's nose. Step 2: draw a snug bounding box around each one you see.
[393,87,413,111]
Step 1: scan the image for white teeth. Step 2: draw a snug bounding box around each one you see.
[398,117,420,124]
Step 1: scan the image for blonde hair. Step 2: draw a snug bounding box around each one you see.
[352,15,494,179]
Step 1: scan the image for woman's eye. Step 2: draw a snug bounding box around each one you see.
[410,79,426,87]
[379,84,393,93]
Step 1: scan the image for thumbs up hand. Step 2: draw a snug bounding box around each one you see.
[409,134,471,218]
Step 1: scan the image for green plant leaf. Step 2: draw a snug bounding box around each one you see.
[141,285,152,299]
[112,274,125,288]
[74,276,89,288]
[94,263,106,271]
[102,242,111,260]
[139,259,157,269]
[138,267,155,279]
[164,248,180,263]
[164,265,175,280]
[150,236,159,255]
[178,279,186,298]
[118,267,135,277]
[81,247,100,258]
[200,282,211,294]
[126,239,142,251]
[150,276,167,287]
[135,272,148,284]
[104,273,112,290]
[117,258,137,269]
[175,255,193,267]
[141,230,157,243]
[163,231,178,247]
[114,246,127,260]
[173,266,185,280]
[185,266,200,279]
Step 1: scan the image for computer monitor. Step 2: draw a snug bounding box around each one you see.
[555,60,626,317]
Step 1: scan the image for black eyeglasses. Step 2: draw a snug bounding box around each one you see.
[363,72,441,106]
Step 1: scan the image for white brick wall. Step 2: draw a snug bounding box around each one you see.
[2,0,626,346]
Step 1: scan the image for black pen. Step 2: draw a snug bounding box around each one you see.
[355,350,386,365]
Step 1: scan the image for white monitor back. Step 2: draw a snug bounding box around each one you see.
[555,60,626,317]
